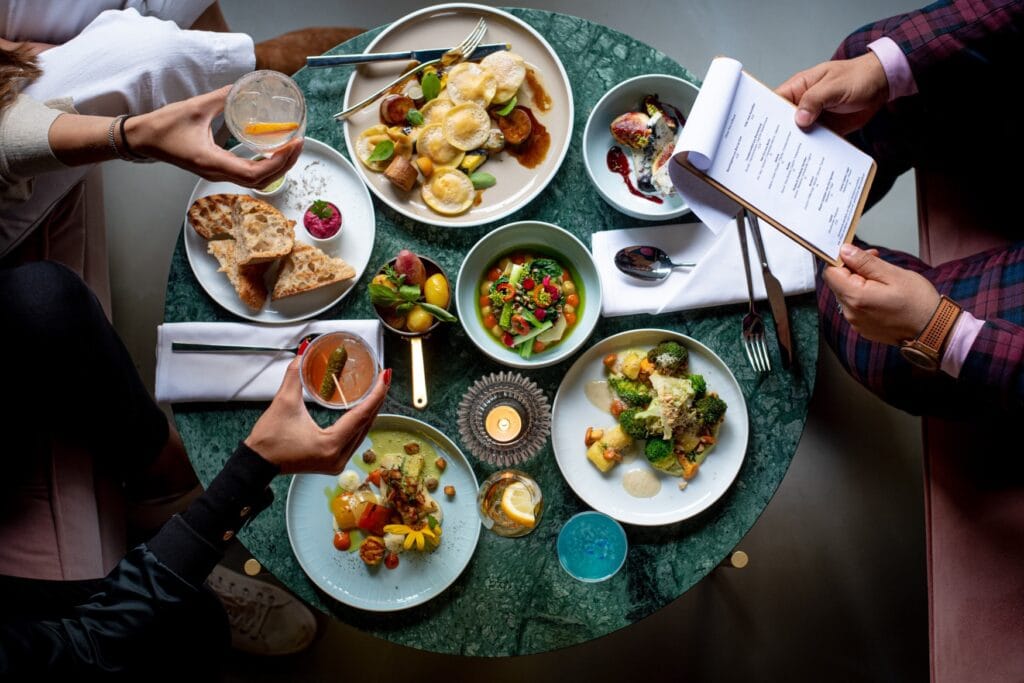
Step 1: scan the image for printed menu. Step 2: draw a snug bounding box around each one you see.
[669,57,875,265]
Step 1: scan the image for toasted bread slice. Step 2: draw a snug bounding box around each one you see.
[230,196,295,265]
[188,194,238,240]
[207,240,270,311]
[272,243,356,299]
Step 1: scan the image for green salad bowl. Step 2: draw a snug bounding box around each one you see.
[455,221,603,369]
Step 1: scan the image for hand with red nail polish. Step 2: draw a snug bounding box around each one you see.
[245,358,390,474]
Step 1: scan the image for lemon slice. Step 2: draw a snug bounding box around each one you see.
[500,481,536,528]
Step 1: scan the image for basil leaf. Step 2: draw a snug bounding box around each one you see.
[496,96,517,116]
[469,172,496,189]
[420,302,458,323]
[396,302,414,314]
[368,283,402,307]
[367,139,394,163]
[398,284,422,302]
[406,109,424,126]
[421,71,441,101]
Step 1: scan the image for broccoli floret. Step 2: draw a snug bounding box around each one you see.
[695,394,727,427]
[528,258,563,280]
[618,408,653,440]
[608,376,653,407]
[647,341,689,376]
[644,438,673,463]
[487,276,510,308]
[688,374,706,398]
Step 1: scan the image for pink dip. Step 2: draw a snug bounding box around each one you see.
[303,201,342,239]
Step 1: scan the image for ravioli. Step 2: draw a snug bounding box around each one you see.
[356,124,392,172]
[421,167,474,215]
[416,124,466,167]
[420,96,455,126]
[445,62,497,107]
[443,103,491,151]
[480,51,526,104]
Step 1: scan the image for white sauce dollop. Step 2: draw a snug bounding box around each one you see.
[622,468,661,498]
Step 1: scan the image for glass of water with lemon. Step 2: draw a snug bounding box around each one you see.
[476,469,543,537]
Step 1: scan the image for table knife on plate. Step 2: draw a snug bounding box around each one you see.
[306,42,509,68]
[745,209,794,368]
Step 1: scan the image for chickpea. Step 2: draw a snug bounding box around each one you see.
[491,325,503,337]
[404,442,420,454]
[435,457,447,471]
[362,449,377,464]
[481,305,492,317]
[444,485,456,497]
[564,304,575,315]
[425,476,439,492]
[498,258,511,270]
[562,280,576,294]
[480,281,492,296]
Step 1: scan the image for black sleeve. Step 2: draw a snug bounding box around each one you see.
[0,442,279,676]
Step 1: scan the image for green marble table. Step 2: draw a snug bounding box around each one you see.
[166,8,818,657]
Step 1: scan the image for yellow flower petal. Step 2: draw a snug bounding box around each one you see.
[415,533,425,551]
[403,533,415,550]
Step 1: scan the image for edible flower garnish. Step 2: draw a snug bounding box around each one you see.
[384,523,441,551]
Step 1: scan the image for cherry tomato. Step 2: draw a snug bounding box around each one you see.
[502,332,515,347]
[565,312,577,326]
[510,252,526,265]
[533,340,546,353]
[479,295,492,308]
[566,294,580,307]
[333,530,351,551]
[483,314,498,328]
[487,267,503,282]
[367,468,382,487]
[522,278,535,291]
[384,552,400,570]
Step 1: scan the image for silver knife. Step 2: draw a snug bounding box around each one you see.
[306,42,509,68]
[746,209,794,369]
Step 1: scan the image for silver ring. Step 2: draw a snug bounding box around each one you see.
[836,301,843,313]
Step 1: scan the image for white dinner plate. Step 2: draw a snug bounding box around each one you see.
[551,329,749,525]
[285,414,481,612]
[184,138,375,323]
[341,3,573,227]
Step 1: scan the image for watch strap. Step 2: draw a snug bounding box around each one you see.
[917,295,962,354]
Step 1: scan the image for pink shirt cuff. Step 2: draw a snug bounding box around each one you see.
[867,37,918,100]
[940,310,985,378]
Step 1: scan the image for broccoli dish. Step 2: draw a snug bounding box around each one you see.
[477,250,582,360]
[585,340,728,483]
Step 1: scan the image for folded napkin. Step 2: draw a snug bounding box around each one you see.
[592,220,816,317]
[156,320,384,403]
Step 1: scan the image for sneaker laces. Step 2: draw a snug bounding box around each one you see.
[209,575,284,640]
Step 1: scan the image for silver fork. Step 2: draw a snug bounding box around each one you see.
[737,211,771,373]
[333,18,487,121]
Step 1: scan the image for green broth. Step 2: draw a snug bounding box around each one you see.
[476,246,585,353]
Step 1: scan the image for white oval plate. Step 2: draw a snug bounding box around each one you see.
[183,137,375,323]
[341,3,573,228]
[285,414,481,612]
[583,74,699,221]
[552,329,749,526]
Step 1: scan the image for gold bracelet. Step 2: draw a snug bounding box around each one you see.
[107,114,134,161]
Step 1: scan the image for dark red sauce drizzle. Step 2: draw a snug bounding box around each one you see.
[606,146,662,204]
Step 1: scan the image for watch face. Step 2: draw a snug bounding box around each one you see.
[899,344,939,371]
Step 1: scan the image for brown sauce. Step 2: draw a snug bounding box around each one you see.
[473,190,484,207]
[524,67,552,112]
[607,146,662,203]
[505,106,550,169]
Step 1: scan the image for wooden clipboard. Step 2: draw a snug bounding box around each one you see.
[672,153,875,266]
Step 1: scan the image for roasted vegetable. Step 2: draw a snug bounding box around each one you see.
[496,107,532,145]
[608,376,653,407]
[618,408,653,440]
[688,374,707,398]
[647,341,689,376]
[695,394,728,427]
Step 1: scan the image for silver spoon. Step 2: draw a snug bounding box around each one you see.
[614,245,695,281]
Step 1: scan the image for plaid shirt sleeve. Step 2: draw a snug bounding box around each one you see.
[834,0,1024,92]
[959,320,1024,413]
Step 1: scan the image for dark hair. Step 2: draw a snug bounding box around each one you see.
[1,44,42,112]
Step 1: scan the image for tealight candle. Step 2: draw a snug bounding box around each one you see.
[485,404,523,443]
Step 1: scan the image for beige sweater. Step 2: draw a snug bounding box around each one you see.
[0,94,67,203]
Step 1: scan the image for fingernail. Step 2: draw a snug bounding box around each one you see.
[796,109,814,127]
[296,338,310,356]
[383,368,392,385]
[840,243,858,258]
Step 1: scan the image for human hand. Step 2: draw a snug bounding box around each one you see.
[775,52,889,135]
[824,243,940,345]
[125,85,303,188]
[245,360,392,474]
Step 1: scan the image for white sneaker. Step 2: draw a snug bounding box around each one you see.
[206,564,317,656]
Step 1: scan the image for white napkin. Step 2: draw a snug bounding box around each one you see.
[591,221,816,317]
[155,320,384,403]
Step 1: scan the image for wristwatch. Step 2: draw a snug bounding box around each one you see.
[899,295,962,371]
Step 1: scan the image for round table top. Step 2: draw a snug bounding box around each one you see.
[166,7,818,657]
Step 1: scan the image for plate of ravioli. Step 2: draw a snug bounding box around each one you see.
[341,3,574,228]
